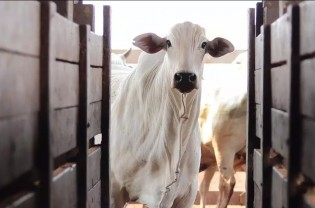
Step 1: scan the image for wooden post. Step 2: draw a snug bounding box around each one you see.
[73,4,95,32]
[256,2,263,37]
[101,5,111,208]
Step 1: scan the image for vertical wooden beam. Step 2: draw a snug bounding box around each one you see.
[39,2,55,208]
[263,0,279,25]
[256,2,264,37]
[261,24,272,208]
[101,5,111,208]
[246,7,259,208]
[73,4,95,32]
[52,0,74,20]
[77,24,90,208]
[279,1,303,16]
[287,4,302,208]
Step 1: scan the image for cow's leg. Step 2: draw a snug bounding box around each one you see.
[199,165,216,208]
[212,141,236,208]
[171,178,198,208]
[110,176,129,208]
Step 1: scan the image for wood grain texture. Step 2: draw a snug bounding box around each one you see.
[51,107,78,157]
[300,2,315,56]
[89,33,103,67]
[0,114,37,188]
[271,165,288,208]
[270,12,290,64]
[52,163,77,208]
[88,101,102,140]
[300,58,315,119]
[54,13,80,62]
[0,52,39,118]
[271,108,289,158]
[51,61,79,109]
[87,147,101,191]
[271,65,290,111]
[0,1,40,56]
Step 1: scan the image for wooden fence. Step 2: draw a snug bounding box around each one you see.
[247,1,315,207]
[0,1,110,208]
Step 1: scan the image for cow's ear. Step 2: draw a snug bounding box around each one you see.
[206,38,234,57]
[133,33,166,54]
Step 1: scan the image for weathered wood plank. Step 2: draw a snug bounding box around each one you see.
[52,163,77,208]
[54,13,80,62]
[51,107,78,157]
[254,183,262,208]
[300,58,315,119]
[52,0,73,20]
[89,67,102,103]
[301,118,315,182]
[255,69,262,104]
[74,4,95,32]
[87,147,101,191]
[300,2,315,56]
[256,104,263,139]
[87,181,101,208]
[88,101,102,140]
[51,61,79,109]
[0,191,36,208]
[271,108,289,158]
[0,114,37,188]
[270,12,290,64]
[271,65,290,111]
[89,33,103,67]
[253,149,262,190]
[0,52,39,118]
[255,34,263,70]
[0,1,40,56]
[271,165,288,208]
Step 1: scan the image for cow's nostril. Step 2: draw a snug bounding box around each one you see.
[174,73,182,83]
[189,74,196,82]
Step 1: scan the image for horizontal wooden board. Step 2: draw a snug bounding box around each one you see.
[301,118,315,182]
[253,149,262,190]
[52,163,77,208]
[87,101,102,140]
[271,65,290,111]
[0,52,39,118]
[271,108,289,158]
[51,61,79,109]
[87,181,101,208]
[89,67,102,103]
[0,191,36,208]
[300,58,315,119]
[51,107,78,157]
[87,147,101,191]
[255,34,263,70]
[54,12,80,62]
[271,165,288,208]
[0,1,40,56]
[256,104,262,139]
[270,12,290,64]
[255,69,262,104]
[300,2,315,56]
[89,33,103,67]
[0,113,37,188]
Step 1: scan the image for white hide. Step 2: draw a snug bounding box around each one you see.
[110,22,234,208]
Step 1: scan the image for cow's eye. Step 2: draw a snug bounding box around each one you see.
[166,40,172,48]
[201,42,207,49]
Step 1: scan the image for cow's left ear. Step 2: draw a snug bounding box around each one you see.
[133,33,166,54]
[206,38,234,57]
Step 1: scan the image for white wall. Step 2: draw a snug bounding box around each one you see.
[84,1,259,50]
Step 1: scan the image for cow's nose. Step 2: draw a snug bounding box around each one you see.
[174,72,197,93]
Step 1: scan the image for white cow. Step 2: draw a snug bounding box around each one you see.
[198,52,248,208]
[110,21,234,208]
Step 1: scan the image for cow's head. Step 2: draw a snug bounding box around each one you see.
[132,22,234,94]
